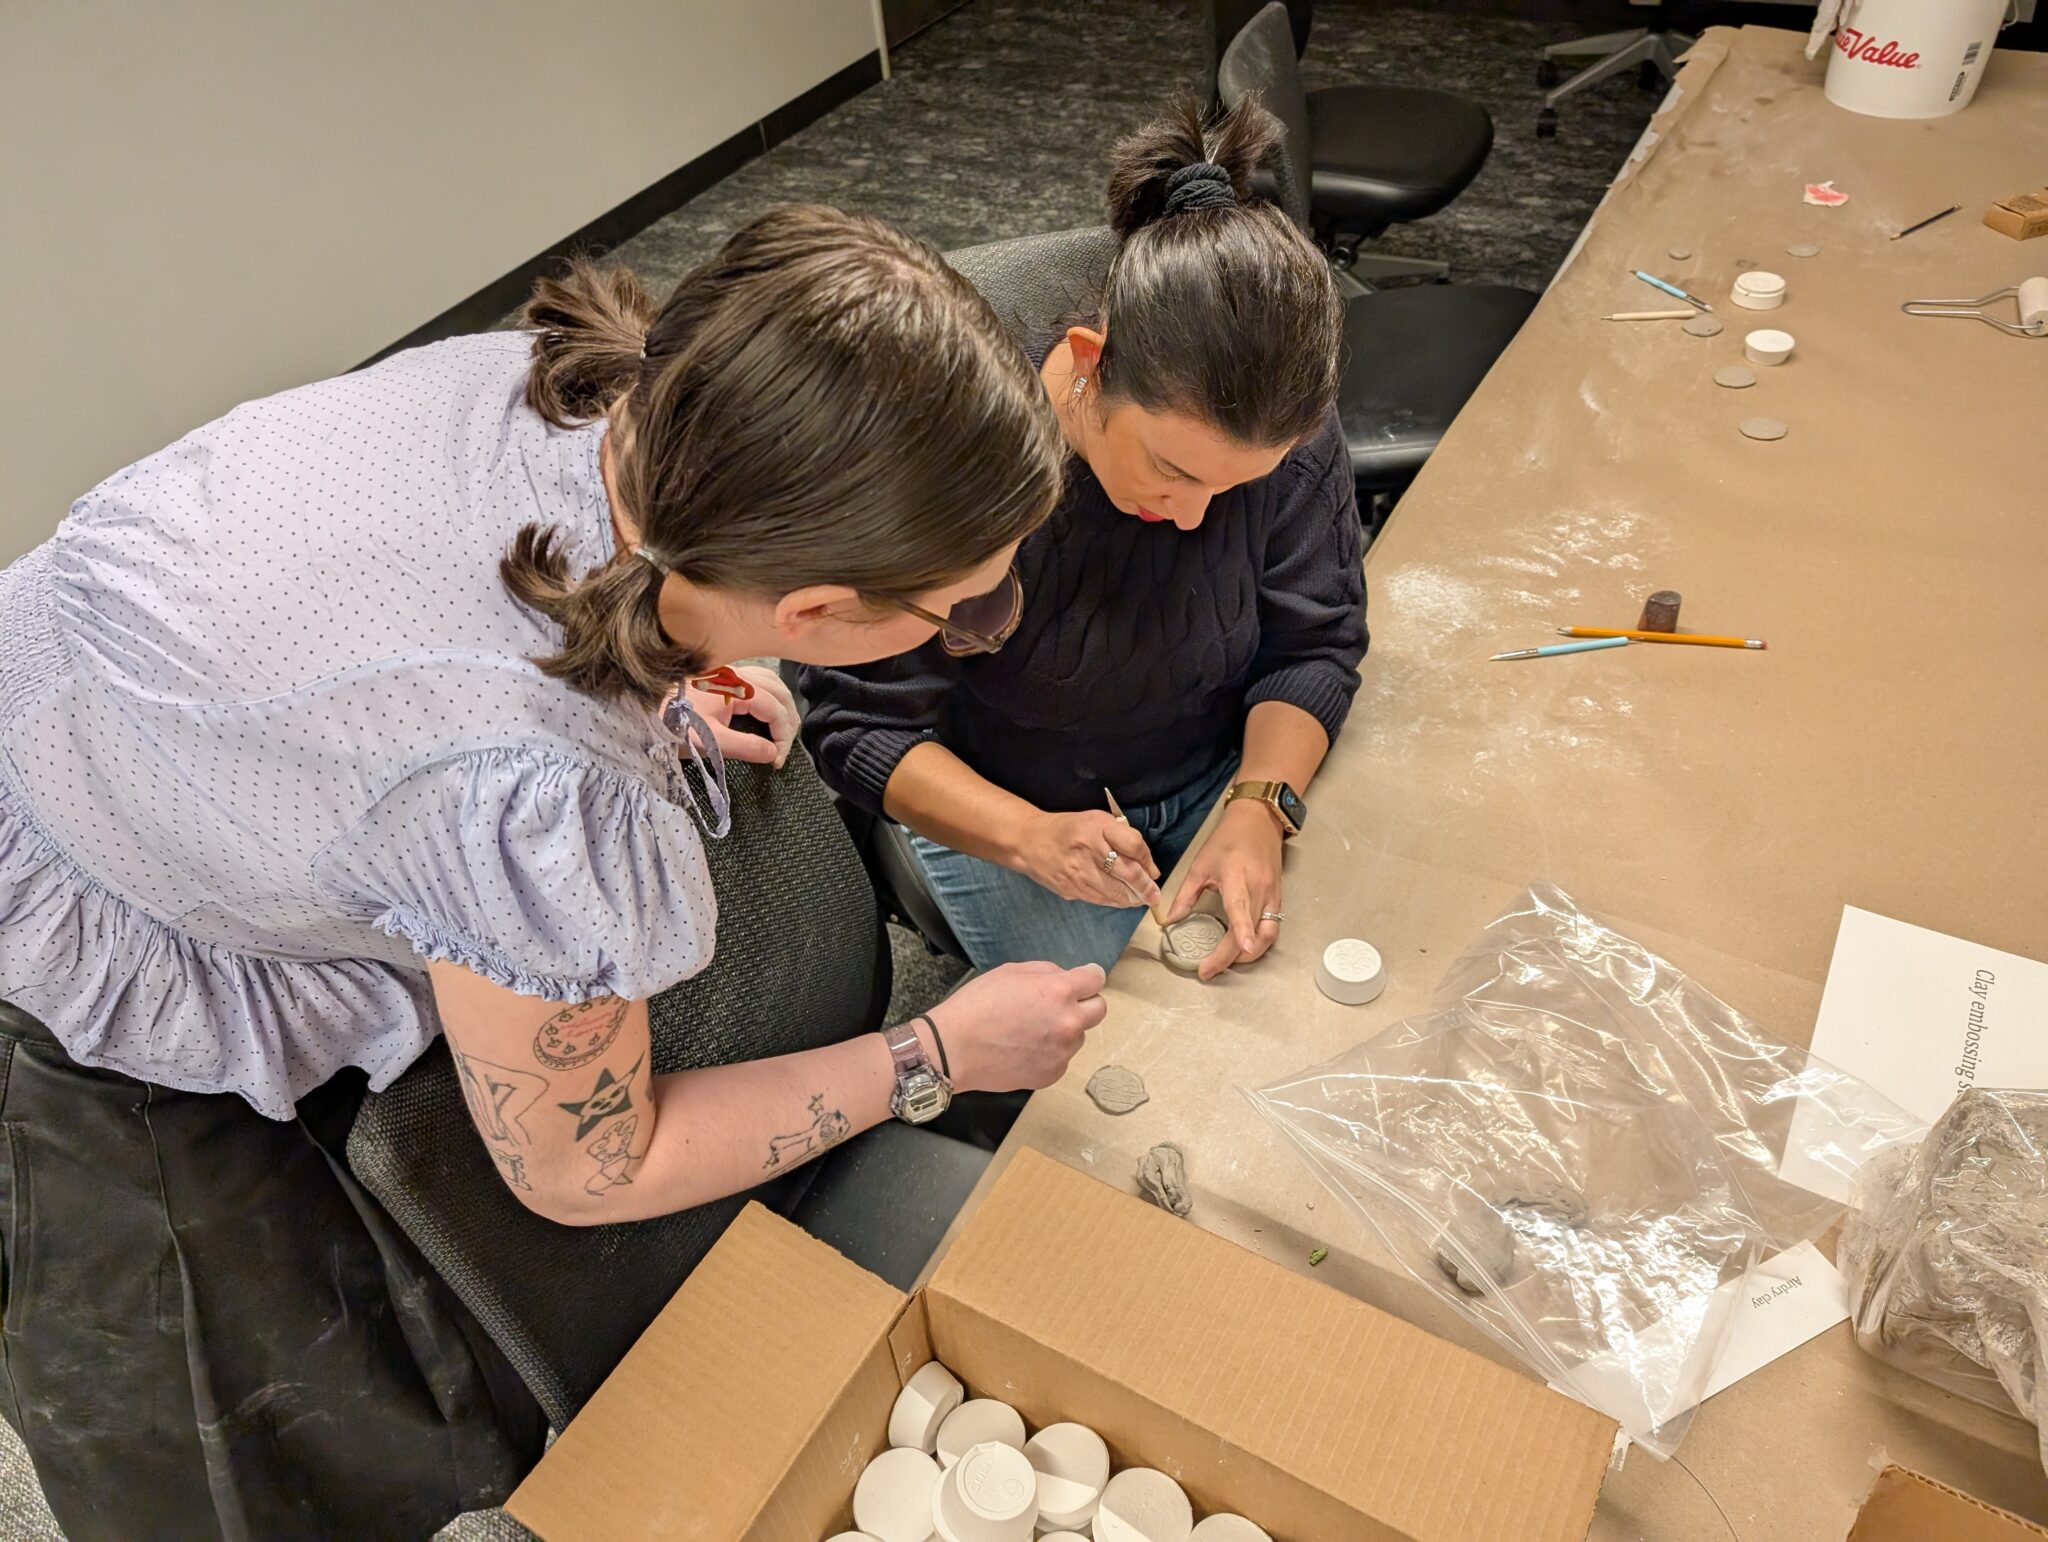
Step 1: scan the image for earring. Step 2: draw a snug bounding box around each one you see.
[1071,375,1088,397]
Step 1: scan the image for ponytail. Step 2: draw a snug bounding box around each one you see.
[499,527,705,706]
[521,259,657,427]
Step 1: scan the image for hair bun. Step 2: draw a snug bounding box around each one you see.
[1162,163,1238,217]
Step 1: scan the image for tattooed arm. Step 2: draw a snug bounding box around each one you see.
[427,962,901,1226]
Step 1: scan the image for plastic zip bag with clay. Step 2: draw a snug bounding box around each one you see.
[1244,883,1924,1456]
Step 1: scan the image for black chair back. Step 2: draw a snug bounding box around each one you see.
[345,749,889,1428]
[1205,0,1313,99]
[1219,2,1316,233]
[944,225,1118,347]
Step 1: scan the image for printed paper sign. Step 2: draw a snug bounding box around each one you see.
[1783,907,2048,1203]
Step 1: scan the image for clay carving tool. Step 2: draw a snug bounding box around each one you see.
[1490,637,1629,661]
[1603,309,1696,321]
[1892,204,1961,241]
[1104,787,1166,925]
[1629,269,1712,311]
[1557,627,1767,650]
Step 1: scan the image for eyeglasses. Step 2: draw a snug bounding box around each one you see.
[882,567,1023,656]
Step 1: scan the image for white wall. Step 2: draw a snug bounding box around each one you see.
[0,1,881,563]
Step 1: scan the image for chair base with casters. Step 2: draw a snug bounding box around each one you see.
[1537,26,1694,138]
[344,749,998,1429]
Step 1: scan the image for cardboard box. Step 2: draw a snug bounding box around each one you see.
[1984,188,2048,241]
[507,1148,1617,1540]
[1848,1465,2048,1542]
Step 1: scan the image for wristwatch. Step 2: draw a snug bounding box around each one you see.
[884,1019,952,1125]
[1224,779,1306,837]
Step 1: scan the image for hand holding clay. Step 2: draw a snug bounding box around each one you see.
[1163,802,1283,980]
[1013,810,1162,909]
[681,664,798,768]
[928,962,1106,1092]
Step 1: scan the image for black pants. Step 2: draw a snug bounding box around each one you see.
[0,1001,546,1541]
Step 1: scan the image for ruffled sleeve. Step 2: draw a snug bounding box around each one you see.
[316,748,716,1002]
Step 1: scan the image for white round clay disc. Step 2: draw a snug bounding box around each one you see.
[1191,1518,1274,1542]
[1740,416,1789,441]
[1095,1468,1194,1542]
[936,1441,1037,1538]
[1159,913,1227,974]
[1667,246,1692,260]
[1681,315,1723,338]
[1714,365,1757,389]
[854,1447,942,1542]
[1787,242,1819,258]
[890,1359,965,1453]
[1025,1423,1109,1529]
[936,1399,1027,1468]
[1040,1536,1091,1542]
[1316,938,1386,1005]
[827,1534,882,1541]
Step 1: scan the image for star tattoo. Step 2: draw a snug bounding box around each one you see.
[558,1055,643,1140]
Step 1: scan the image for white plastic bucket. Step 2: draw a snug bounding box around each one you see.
[1824,0,2010,119]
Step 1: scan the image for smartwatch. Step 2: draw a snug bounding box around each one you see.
[884,1018,952,1125]
[1224,779,1306,837]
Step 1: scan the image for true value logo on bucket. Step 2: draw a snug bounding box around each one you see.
[1834,29,1921,69]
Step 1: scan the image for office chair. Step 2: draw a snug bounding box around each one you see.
[1537,3,1694,139]
[346,749,994,1427]
[1206,0,1494,282]
[1221,3,1537,510]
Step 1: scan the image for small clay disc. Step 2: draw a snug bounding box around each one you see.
[1714,364,1757,389]
[1740,415,1788,441]
[1160,914,1227,974]
[1085,1064,1149,1116]
[1787,242,1819,258]
[1682,315,1723,338]
[1667,246,1693,261]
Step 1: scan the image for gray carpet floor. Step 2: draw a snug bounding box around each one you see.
[0,2,1654,1535]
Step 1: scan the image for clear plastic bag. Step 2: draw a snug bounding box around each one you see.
[1245,883,1924,1456]
[1840,1088,2048,1477]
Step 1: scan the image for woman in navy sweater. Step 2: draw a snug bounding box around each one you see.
[798,100,1366,979]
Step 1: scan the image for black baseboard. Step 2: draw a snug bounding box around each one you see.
[359,49,885,369]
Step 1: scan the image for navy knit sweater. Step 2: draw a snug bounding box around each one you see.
[795,404,1367,818]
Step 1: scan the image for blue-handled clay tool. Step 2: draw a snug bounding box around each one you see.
[1629,269,1712,311]
[1491,637,1631,661]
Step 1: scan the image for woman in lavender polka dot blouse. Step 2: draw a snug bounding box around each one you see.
[0,206,1109,1537]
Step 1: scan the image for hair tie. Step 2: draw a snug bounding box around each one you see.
[633,545,671,576]
[1163,162,1237,217]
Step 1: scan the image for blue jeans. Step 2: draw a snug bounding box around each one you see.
[908,756,1241,973]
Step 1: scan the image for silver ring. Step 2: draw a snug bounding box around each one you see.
[1260,910,1286,923]
[1100,851,1119,871]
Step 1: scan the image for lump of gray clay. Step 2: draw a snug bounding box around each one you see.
[1086,1064,1149,1116]
[1137,1143,1192,1217]
[1740,416,1788,441]
[1497,1180,1590,1227]
[1434,1205,1516,1295]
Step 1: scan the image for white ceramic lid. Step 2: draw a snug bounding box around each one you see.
[1734,269,1786,297]
[1024,1422,1110,1528]
[1094,1468,1194,1542]
[1316,937,1386,1005]
[1745,327,1794,352]
[854,1446,941,1542]
[890,1360,966,1453]
[936,1399,1028,1468]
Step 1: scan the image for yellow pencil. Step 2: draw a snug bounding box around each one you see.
[1557,627,1766,650]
